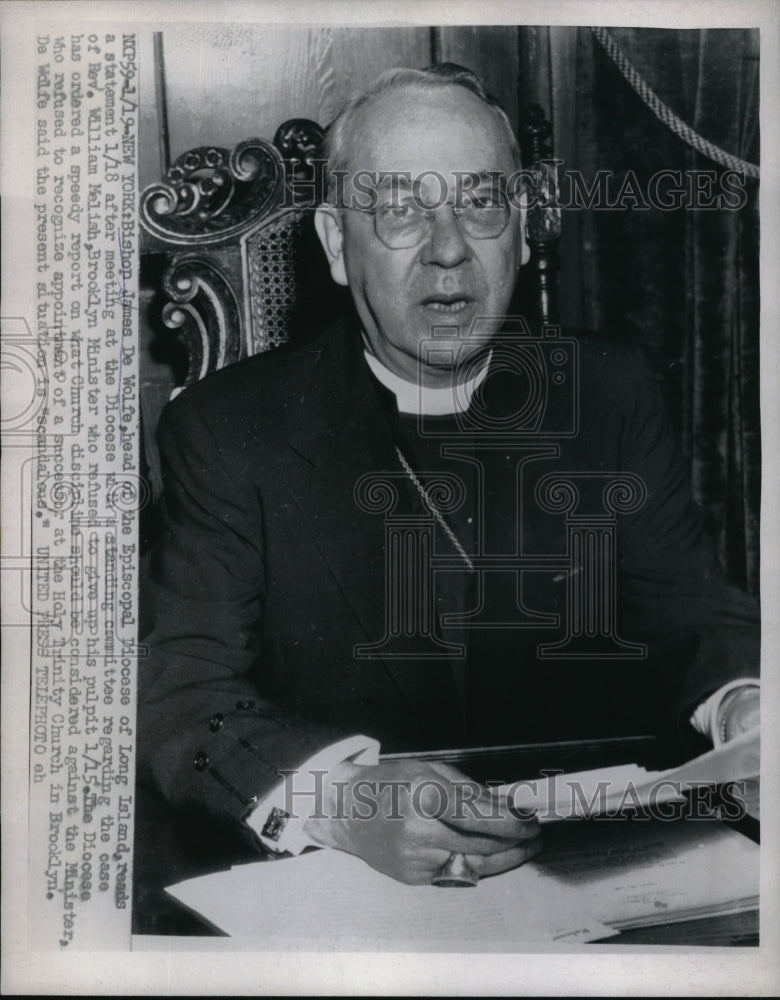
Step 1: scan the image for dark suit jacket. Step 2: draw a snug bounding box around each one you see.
[138,318,759,837]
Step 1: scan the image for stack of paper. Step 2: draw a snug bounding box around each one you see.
[165,821,757,948]
[494,728,759,821]
[530,814,758,932]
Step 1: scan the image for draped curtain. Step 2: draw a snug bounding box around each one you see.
[563,28,760,595]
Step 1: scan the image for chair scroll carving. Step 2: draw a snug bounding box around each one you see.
[140,119,327,387]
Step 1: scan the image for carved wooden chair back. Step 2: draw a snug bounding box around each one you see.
[140,119,342,391]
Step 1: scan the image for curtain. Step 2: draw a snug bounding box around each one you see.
[567,28,760,595]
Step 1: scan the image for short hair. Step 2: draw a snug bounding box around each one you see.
[323,63,522,203]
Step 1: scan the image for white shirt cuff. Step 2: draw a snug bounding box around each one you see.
[246,735,380,855]
[689,679,760,746]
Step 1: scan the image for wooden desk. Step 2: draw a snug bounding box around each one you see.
[132,736,758,944]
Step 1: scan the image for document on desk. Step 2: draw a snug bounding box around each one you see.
[532,815,758,932]
[165,819,757,948]
[493,728,759,821]
[165,732,759,948]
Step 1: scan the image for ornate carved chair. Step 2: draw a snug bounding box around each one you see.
[138,108,560,525]
[139,119,348,517]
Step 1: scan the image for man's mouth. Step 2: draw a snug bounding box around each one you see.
[420,295,474,313]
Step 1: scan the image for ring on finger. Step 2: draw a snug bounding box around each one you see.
[431,852,479,887]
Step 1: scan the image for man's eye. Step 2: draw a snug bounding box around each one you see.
[467,193,502,210]
[378,203,415,221]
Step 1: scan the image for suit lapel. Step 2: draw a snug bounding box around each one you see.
[283,322,461,723]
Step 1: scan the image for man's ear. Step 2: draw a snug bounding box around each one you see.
[517,190,531,267]
[520,220,531,267]
[315,206,348,287]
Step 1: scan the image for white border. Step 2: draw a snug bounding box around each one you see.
[2,0,779,994]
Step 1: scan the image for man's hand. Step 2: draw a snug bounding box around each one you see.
[718,686,760,820]
[303,758,541,885]
[718,686,760,744]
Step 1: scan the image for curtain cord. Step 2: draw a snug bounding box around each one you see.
[590,26,760,180]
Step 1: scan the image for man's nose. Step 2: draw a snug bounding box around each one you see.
[420,206,471,267]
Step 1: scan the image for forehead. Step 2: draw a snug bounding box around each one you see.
[346,85,515,180]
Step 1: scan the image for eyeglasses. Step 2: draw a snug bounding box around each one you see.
[336,194,511,250]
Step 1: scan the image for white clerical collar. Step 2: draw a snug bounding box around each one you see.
[363,348,492,416]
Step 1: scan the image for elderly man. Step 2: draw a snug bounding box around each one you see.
[139,64,759,887]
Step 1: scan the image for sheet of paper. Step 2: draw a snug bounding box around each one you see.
[166,847,617,949]
[493,728,759,821]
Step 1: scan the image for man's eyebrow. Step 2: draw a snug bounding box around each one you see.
[369,170,505,184]
[386,170,502,180]
[374,173,413,190]
[464,170,506,184]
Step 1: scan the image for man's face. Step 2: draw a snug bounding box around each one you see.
[316,85,528,386]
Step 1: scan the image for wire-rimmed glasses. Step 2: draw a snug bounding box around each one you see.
[335,191,512,250]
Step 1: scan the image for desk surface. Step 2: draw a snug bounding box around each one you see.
[132,736,758,945]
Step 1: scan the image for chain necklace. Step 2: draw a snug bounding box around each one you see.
[394,445,474,571]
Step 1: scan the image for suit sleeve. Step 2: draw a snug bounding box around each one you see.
[613,346,760,728]
[136,392,349,840]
